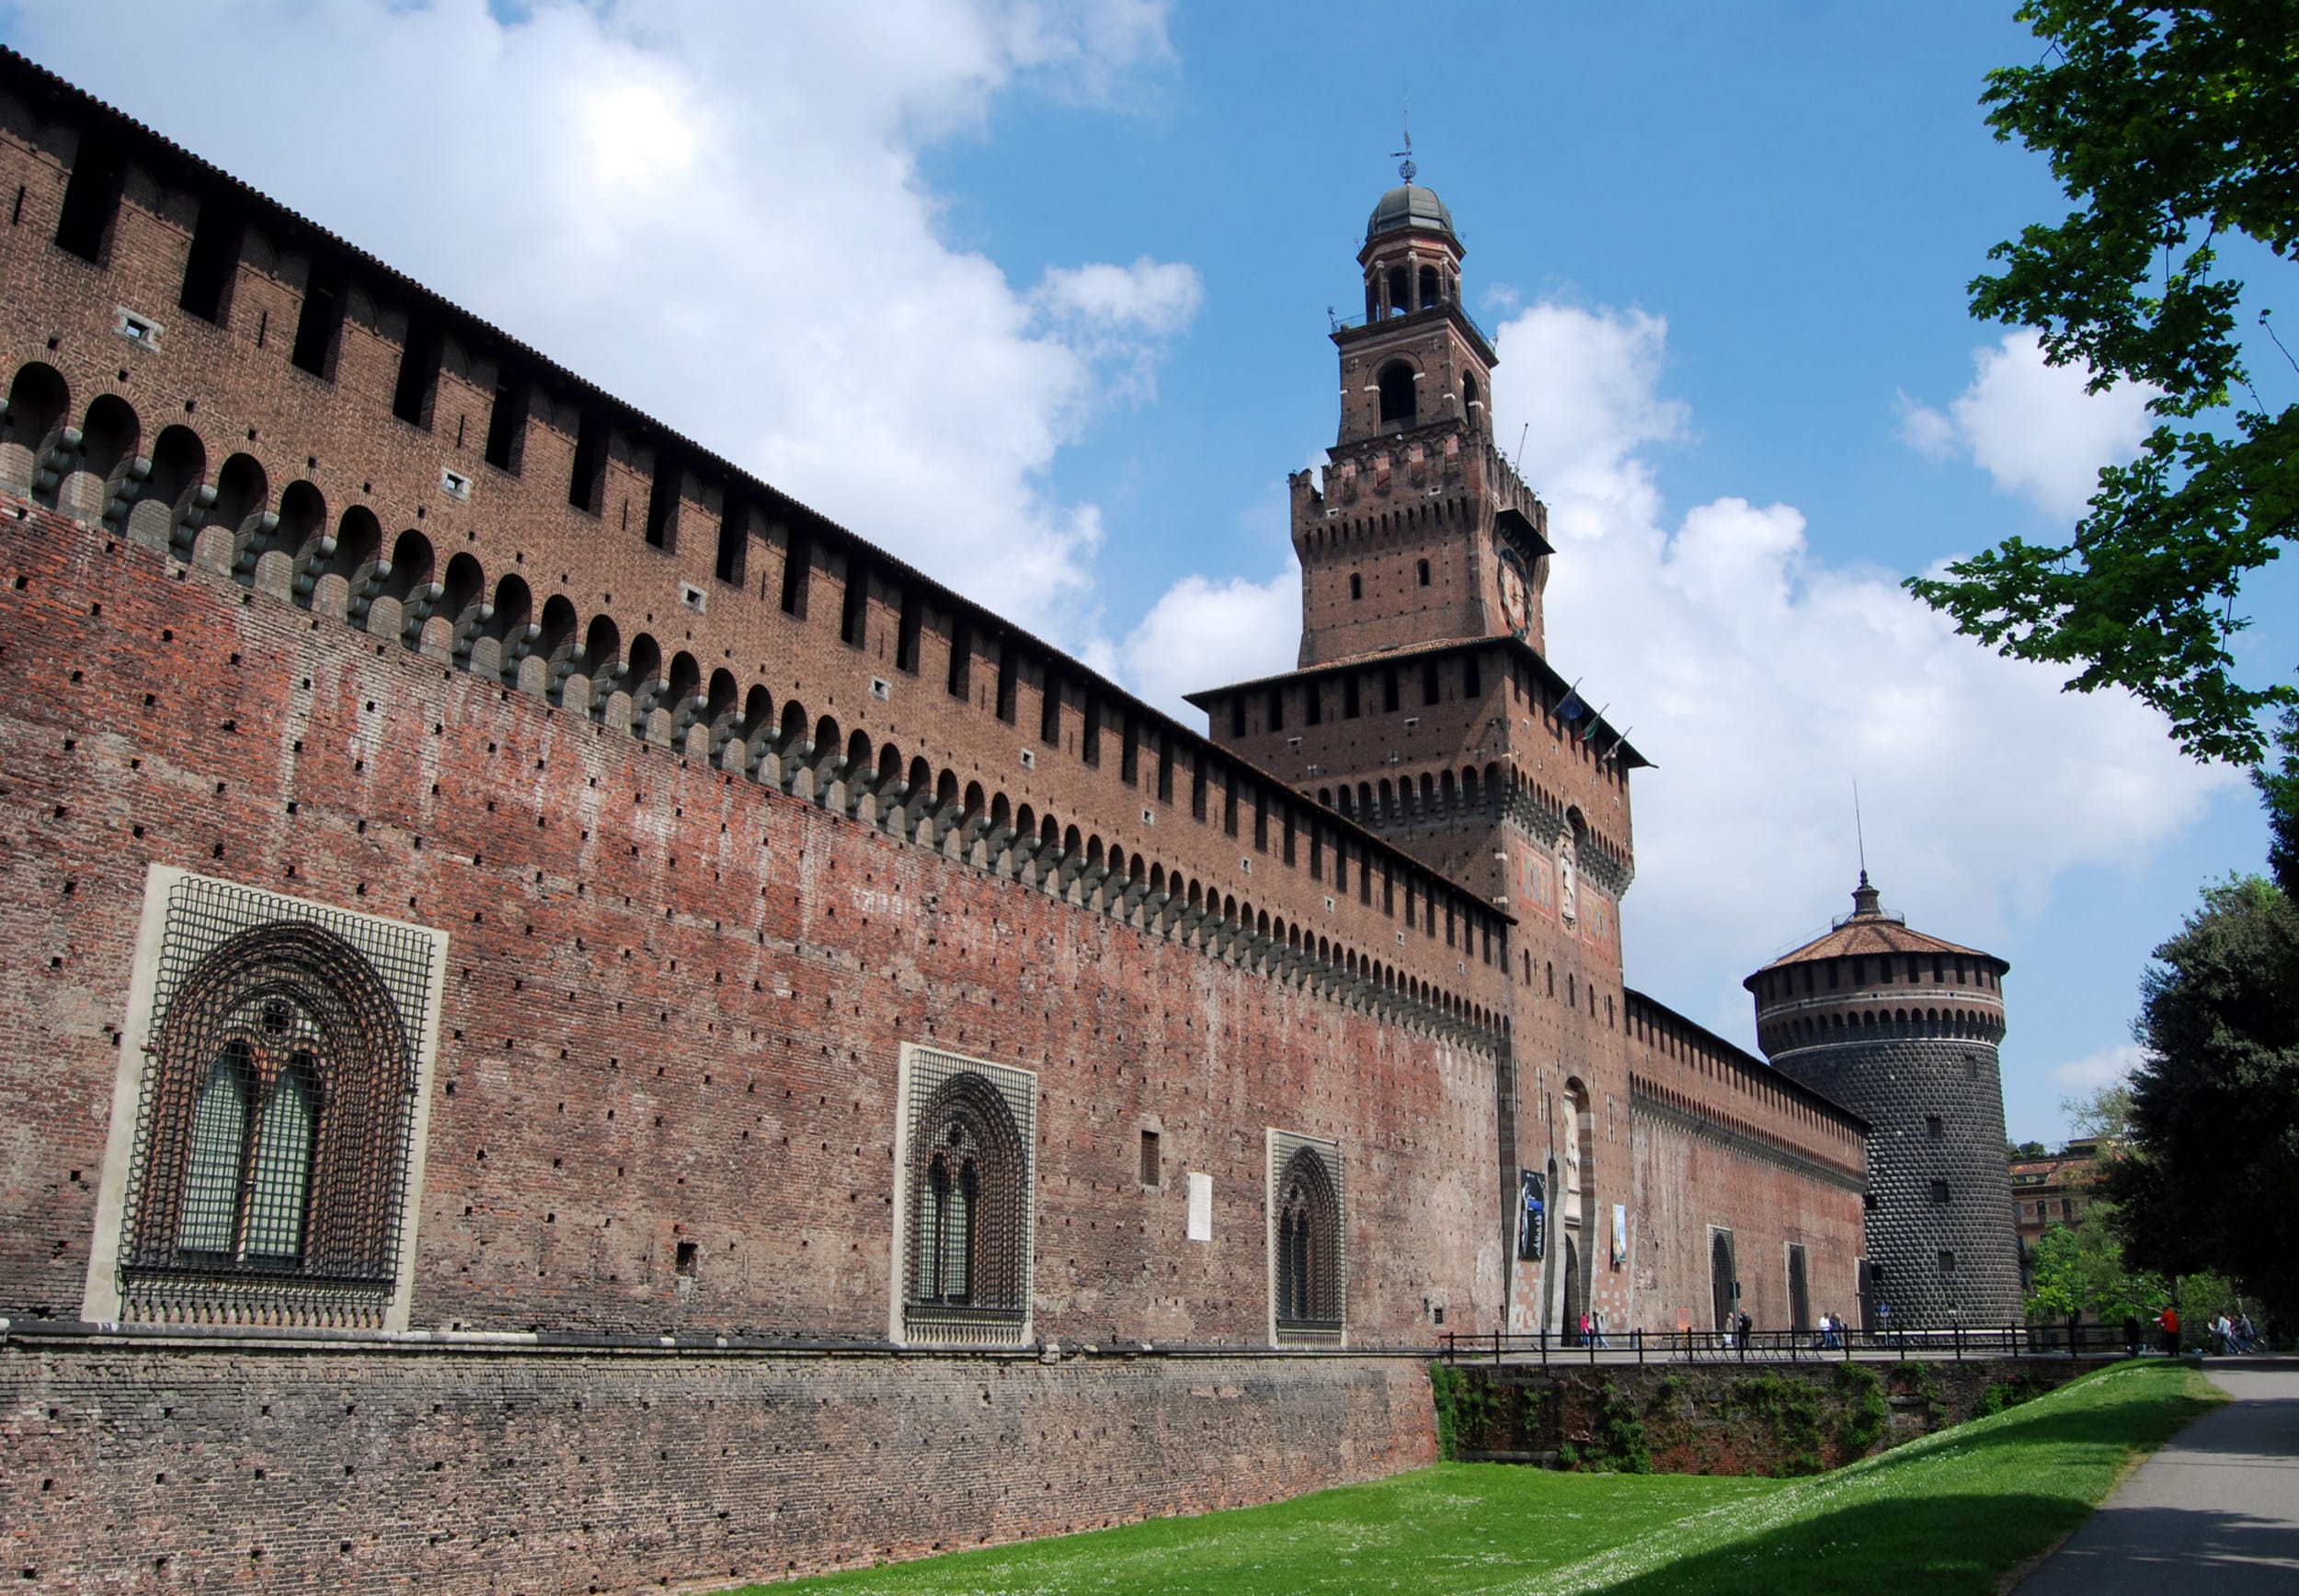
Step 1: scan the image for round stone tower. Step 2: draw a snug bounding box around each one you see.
[1744,875,2019,1328]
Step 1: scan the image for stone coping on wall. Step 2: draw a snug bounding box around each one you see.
[0,1317,1447,1360]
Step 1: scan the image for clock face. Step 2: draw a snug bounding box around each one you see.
[1497,546,1532,640]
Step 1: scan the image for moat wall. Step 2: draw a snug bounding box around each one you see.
[3,1337,1434,1592]
[1436,1356,2094,1476]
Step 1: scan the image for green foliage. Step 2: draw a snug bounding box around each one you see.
[2106,874,2299,1313]
[1584,1378,1653,1475]
[2061,1080,2134,1141]
[2258,706,2299,895]
[2009,1138,2050,1159]
[744,1363,2223,1596]
[2023,1205,2167,1323]
[1974,1374,2053,1419]
[1729,1372,1828,1476]
[1426,1361,1497,1462]
[1904,1,2299,766]
[1834,1362,1890,1454]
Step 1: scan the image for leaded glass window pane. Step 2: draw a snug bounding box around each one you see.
[244,1054,317,1260]
[178,1043,251,1256]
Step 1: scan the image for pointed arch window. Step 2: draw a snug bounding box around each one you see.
[95,871,446,1329]
[1269,1132,1345,1342]
[897,1047,1036,1345]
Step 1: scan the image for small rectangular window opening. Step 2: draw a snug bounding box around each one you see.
[1422,658,1441,706]
[1139,1129,1161,1186]
[1305,684,1322,726]
[1938,1249,1956,1271]
[674,1240,698,1278]
[1383,667,1401,712]
[1925,1114,1943,1140]
[1929,1180,1950,1203]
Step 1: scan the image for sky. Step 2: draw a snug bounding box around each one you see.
[6,0,2288,1144]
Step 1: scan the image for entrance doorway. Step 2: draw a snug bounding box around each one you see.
[1710,1230,1735,1331]
[1788,1244,1811,1334]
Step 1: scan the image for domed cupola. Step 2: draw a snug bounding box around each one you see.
[1366,181,1456,245]
[1356,140,1466,324]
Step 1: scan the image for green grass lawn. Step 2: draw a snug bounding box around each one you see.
[726,1362,2221,1596]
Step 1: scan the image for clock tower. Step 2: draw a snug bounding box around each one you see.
[1190,165,1645,1341]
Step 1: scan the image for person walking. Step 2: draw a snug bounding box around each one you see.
[2158,1305,2181,1357]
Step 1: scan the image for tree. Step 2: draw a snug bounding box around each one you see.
[2025,1206,2167,1324]
[2103,874,2299,1312]
[2009,1137,2050,1159]
[2061,1079,2133,1141]
[2258,705,2299,895]
[1905,2,2299,766]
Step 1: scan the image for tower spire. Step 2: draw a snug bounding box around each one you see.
[1850,777,1882,917]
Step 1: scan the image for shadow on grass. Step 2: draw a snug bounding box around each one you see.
[1586,1366,2230,1596]
[1588,1494,2299,1596]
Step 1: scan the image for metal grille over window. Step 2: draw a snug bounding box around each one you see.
[116,875,441,1328]
[1269,1130,1345,1343]
[898,1047,1035,1346]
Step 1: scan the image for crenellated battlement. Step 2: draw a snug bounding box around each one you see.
[0,45,1519,1038]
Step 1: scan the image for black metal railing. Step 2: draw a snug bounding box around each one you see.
[1438,1317,2158,1367]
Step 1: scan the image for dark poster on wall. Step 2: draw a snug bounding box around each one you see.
[1516,1169,1546,1261]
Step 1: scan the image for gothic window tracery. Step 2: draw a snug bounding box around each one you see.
[109,878,441,1328]
[899,1052,1035,1344]
[1270,1134,1344,1340]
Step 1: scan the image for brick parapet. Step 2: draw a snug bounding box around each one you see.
[0,50,1511,1037]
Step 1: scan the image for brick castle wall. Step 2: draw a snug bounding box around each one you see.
[0,505,1504,1343]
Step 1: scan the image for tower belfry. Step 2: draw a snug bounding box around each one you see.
[1288,168,1550,669]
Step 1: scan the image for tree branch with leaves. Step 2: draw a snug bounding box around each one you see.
[1906,1,2299,765]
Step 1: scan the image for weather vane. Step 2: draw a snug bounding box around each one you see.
[1392,118,1415,185]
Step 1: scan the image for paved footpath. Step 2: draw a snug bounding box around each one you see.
[2017,1366,2299,1593]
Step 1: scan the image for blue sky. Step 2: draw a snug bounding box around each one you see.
[9,0,2286,1143]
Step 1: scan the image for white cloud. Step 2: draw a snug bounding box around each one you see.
[7,0,1190,641]
[1493,303,2230,1043]
[2049,1043,2144,1092]
[1114,562,1301,720]
[1898,331,2156,519]
[1036,258,1205,336]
